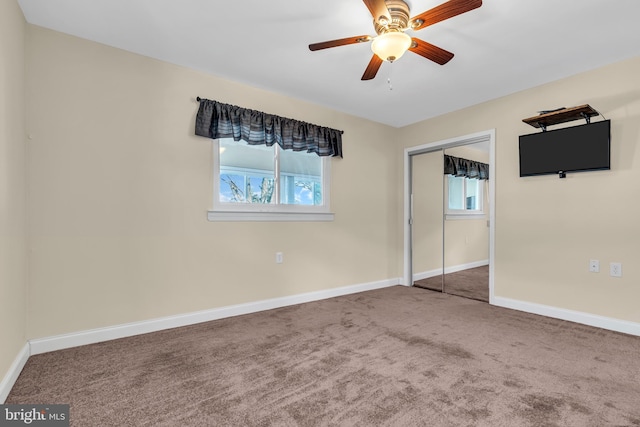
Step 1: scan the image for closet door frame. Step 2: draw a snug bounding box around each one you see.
[403,129,496,303]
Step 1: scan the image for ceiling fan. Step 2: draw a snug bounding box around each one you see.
[309,0,482,80]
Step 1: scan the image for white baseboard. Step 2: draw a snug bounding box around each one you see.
[0,344,29,403]
[6,281,640,400]
[413,259,489,281]
[493,296,640,337]
[29,278,399,355]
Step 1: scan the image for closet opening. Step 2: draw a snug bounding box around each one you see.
[404,130,495,303]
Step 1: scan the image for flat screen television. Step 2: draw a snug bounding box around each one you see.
[519,120,610,177]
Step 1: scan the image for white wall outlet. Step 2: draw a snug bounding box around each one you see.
[610,262,622,277]
[275,252,283,264]
[589,260,600,273]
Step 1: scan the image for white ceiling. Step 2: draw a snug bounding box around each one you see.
[17,0,640,128]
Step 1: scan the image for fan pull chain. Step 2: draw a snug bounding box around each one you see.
[387,62,393,91]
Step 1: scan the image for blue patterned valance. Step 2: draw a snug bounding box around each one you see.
[195,98,343,158]
[444,155,489,180]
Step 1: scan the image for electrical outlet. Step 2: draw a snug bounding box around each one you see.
[610,262,622,278]
[589,260,599,273]
[275,252,283,264]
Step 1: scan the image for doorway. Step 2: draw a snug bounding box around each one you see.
[403,130,495,303]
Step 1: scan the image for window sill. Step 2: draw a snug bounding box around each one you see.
[207,211,335,222]
[445,213,486,220]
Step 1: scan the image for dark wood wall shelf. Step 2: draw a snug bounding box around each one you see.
[522,104,599,131]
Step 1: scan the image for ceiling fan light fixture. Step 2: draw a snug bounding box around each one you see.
[371,31,412,62]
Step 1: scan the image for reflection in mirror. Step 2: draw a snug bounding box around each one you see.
[411,150,444,292]
[442,144,490,302]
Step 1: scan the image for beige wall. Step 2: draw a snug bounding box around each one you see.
[25,26,398,339]
[401,56,640,323]
[0,0,27,386]
[2,9,639,390]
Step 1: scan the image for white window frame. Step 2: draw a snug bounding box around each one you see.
[208,139,334,222]
[445,175,486,220]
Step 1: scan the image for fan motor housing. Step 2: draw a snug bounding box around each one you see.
[374,0,411,34]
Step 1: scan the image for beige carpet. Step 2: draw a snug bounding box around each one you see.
[414,265,489,302]
[7,286,640,426]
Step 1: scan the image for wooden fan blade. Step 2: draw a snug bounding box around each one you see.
[409,38,454,65]
[361,55,383,80]
[362,0,391,25]
[410,0,482,31]
[309,35,372,51]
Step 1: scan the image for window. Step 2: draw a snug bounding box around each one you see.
[446,175,485,218]
[209,138,333,221]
